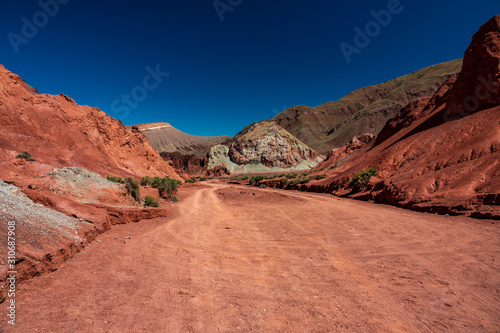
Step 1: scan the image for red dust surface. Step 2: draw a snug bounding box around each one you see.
[1,181,499,332]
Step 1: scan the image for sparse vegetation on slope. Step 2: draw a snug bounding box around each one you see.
[348,169,378,192]
[125,177,141,202]
[107,176,125,184]
[16,150,36,161]
[249,175,268,185]
[328,163,339,170]
[144,196,160,208]
[140,176,154,186]
[155,177,182,200]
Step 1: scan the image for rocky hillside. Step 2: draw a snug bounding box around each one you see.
[270,59,463,154]
[160,151,208,176]
[0,67,185,300]
[0,66,182,180]
[127,122,230,158]
[206,121,323,173]
[289,16,500,219]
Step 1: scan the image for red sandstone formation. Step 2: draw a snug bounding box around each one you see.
[301,16,500,219]
[446,16,500,118]
[160,151,208,176]
[205,165,231,177]
[0,65,184,300]
[316,133,375,169]
[0,64,183,181]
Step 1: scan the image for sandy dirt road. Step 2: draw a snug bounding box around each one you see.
[1,181,499,332]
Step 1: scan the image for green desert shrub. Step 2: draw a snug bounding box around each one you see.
[151,176,164,188]
[185,178,196,183]
[170,196,179,202]
[327,163,339,170]
[300,170,312,177]
[298,176,312,184]
[285,173,298,179]
[16,150,35,161]
[313,174,327,180]
[249,175,267,185]
[349,168,378,192]
[107,175,125,183]
[125,177,141,202]
[232,175,249,181]
[199,177,207,181]
[157,177,182,199]
[140,176,154,186]
[259,183,266,188]
[144,196,160,208]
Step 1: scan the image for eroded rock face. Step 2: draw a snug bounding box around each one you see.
[303,16,500,219]
[201,123,323,174]
[0,173,169,303]
[206,145,232,170]
[228,122,322,169]
[0,65,182,180]
[160,151,207,176]
[205,165,230,177]
[374,76,458,146]
[317,133,375,168]
[446,16,500,118]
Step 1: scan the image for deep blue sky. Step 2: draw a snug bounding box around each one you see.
[1,1,498,136]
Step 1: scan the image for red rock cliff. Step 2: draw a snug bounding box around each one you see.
[0,65,182,180]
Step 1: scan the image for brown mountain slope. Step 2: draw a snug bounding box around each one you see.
[290,16,500,219]
[270,59,463,154]
[127,122,230,158]
[0,65,182,180]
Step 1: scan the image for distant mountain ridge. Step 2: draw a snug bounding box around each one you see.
[270,59,463,154]
[126,123,230,158]
[131,122,173,131]
[130,60,462,160]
